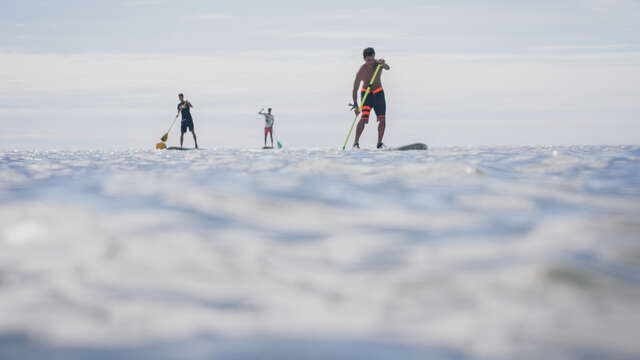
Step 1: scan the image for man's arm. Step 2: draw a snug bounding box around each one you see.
[177,101,193,115]
[352,69,362,113]
[378,58,390,70]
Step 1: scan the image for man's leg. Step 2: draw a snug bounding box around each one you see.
[354,105,371,146]
[270,129,273,146]
[375,92,387,146]
[377,115,386,144]
[187,121,198,148]
[192,131,198,149]
[354,119,366,145]
[180,121,186,148]
[264,129,267,146]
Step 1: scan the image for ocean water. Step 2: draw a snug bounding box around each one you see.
[0,146,639,360]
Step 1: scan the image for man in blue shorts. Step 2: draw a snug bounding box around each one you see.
[177,93,198,149]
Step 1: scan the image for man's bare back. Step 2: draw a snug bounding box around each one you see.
[357,62,384,88]
[352,58,390,112]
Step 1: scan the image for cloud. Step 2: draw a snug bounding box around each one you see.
[419,5,442,10]
[528,44,637,52]
[1,48,639,148]
[289,31,409,40]
[125,0,167,7]
[401,50,640,67]
[334,14,352,20]
[194,13,233,21]
[586,0,640,12]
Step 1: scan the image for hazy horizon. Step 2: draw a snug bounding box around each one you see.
[1,0,639,149]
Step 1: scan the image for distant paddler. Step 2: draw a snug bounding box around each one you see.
[178,93,198,149]
[259,107,275,148]
[351,47,390,149]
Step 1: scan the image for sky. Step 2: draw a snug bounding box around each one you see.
[1,0,639,149]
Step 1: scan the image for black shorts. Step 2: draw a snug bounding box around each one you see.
[360,87,386,124]
[181,118,194,133]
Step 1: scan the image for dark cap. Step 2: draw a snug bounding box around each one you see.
[178,93,184,97]
[363,47,375,58]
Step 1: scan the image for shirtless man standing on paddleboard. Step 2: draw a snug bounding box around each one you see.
[351,47,390,149]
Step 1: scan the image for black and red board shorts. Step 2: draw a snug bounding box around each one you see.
[360,87,386,123]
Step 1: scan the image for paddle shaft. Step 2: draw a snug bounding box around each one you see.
[167,115,178,133]
[342,63,383,150]
[162,102,188,140]
[168,102,190,133]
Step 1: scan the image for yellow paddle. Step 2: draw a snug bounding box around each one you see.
[156,102,187,149]
[160,115,179,142]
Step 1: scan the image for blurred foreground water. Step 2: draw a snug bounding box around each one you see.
[1,146,639,359]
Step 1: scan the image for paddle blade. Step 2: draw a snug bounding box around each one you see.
[277,141,282,149]
[156,142,167,150]
[161,133,168,142]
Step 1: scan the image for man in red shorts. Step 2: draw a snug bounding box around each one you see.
[351,47,390,149]
[259,107,275,147]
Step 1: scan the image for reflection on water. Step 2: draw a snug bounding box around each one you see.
[0,146,639,359]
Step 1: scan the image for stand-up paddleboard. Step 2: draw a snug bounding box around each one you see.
[388,143,428,151]
[166,147,199,151]
[262,146,274,150]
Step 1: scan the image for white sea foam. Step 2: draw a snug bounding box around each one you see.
[0,146,639,359]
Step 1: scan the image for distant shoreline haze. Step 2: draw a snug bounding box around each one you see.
[1,1,639,149]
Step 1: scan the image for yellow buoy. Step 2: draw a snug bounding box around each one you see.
[156,142,167,150]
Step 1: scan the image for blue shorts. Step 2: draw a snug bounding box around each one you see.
[181,118,194,133]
